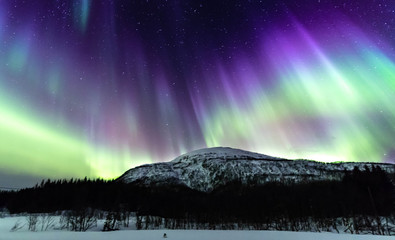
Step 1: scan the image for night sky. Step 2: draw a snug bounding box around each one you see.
[1,0,395,188]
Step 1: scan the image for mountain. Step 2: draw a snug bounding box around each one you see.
[118,147,395,192]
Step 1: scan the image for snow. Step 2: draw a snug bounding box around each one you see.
[0,216,393,240]
[119,147,395,192]
[172,147,279,162]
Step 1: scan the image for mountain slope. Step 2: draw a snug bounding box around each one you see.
[118,147,395,192]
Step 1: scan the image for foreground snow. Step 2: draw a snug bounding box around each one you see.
[0,216,393,240]
[4,230,394,240]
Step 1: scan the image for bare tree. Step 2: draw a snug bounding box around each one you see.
[66,208,97,231]
[120,211,130,228]
[27,214,38,231]
[59,213,69,230]
[39,214,55,231]
[102,212,121,231]
[10,219,24,232]
[136,214,143,230]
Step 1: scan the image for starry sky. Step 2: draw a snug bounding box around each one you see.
[1,0,395,188]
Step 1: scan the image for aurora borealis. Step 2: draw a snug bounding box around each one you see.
[1,0,395,187]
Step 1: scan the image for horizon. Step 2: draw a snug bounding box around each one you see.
[1,1,395,188]
[3,145,395,190]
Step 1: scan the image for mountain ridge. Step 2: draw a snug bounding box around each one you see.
[118,147,395,192]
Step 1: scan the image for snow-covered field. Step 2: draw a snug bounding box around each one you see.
[0,216,394,240]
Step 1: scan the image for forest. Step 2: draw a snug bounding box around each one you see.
[1,166,394,233]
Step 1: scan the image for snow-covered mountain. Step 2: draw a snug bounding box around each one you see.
[118,147,395,192]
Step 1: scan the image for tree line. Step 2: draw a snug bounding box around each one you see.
[1,166,394,233]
